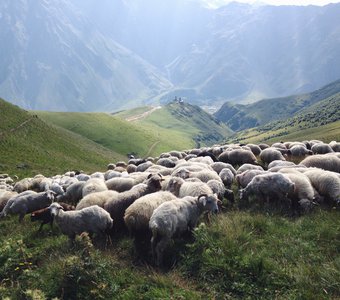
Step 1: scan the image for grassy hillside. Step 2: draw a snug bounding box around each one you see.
[226,92,340,144]
[0,99,124,178]
[215,79,340,131]
[37,102,232,158]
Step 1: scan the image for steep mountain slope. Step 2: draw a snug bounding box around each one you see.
[0,0,172,112]
[37,101,232,157]
[0,98,124,178]
[215,79,340,131]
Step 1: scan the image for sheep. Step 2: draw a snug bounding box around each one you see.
[267,160,296,169]
[260,148,286,165]
[57,181,85,205]
[303,169,340,205]
[104,174,164,230]
[311,143,334,155]
[76,173,91,181]
[126,164,137,173]
[239,173,295,210]
[258,143,270,150]
[31,202,75,231]
[211,162,237,175]
[268,165,307,173]
[146,165,174,176]
[149,194,219,266]
[174,168,222,184]
[49,203,113,243]
[105,177,135,193]
[0,190,17,212]
[219,168,235,189]
[271,142,287,150]
[13,178,33,193]
[189,156,215,165]
[82,178,108,197]
[104,170,122,181]
[246,144,262,156]
[136,161,154,172]
[289,145,312,157]
[279,172,316,213]
[218,149,258,167]
[236,163,264,175]
[156,158,176,168]
[76,190,119,210]
[124,191,178,251]
[167,177,214,198]
[235,169,267,188]
[207,179,234,203]
[107,163,116,170]
[0,190,56,222]
[299,155,340,173]
[329,141,340,152]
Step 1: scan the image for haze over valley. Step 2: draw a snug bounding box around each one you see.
[1,0,340,111]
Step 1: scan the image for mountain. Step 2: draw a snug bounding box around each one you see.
[214,79,340,131]
[0,0,172,112]
[1,1,340,111]
[37,101,232,157]
[0,97,125,178]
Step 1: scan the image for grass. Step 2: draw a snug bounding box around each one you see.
[0,99,124,179]
[1,207,339,299]
[227,120,340,145]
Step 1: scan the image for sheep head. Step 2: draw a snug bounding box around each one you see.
[198,194,219,214]
[49,202,64,217]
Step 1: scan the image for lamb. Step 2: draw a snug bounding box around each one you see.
[0,190,56,222]
[299,155,340,173]
[105,177,135,193]
[167,177,214,198]
[259,148,286,165]
[239,173,295,209]
[303,169,340,205]
[31,202,75,231]
[218,149,258,167]
[104,174,164,230]
[49,203,113,242]
[149,194,219,266]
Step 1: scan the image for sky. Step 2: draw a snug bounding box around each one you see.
[202,0,340,8]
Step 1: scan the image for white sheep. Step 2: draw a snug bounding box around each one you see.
[75,190,119,210]
[311,143,334,155]
[0,190,56,222]
[239,173,295,209]
[167,177,213,198]
[124,191,177,237]
[49,202,113,242]
[299,154,340,173]
[219,168,235,188]
[218,149,258,166]
[260,148,286,165]
[303,169,340,205]
[235,169,267,188]
[105,177,135,193]
[82,178,108,197]
[236,163,264,175]
[149,194,219,266]
[210,162,237,176]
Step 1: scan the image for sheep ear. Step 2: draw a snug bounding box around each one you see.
[147,173,153,179]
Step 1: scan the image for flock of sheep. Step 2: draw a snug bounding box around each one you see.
[0,139,340,266]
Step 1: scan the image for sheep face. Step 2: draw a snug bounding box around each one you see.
[198,194,219,214]
[49,203,64,217]
[145,173,164,192]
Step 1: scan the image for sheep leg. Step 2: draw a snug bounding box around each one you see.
[18,213,25,223]
[155,236,170,267]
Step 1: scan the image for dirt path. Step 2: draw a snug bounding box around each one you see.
[145,141,160,158]
[125,106,162,122]
[0,116,37,138]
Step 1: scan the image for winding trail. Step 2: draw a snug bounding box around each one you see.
[0,116,37,138]
[125,106,162,122]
